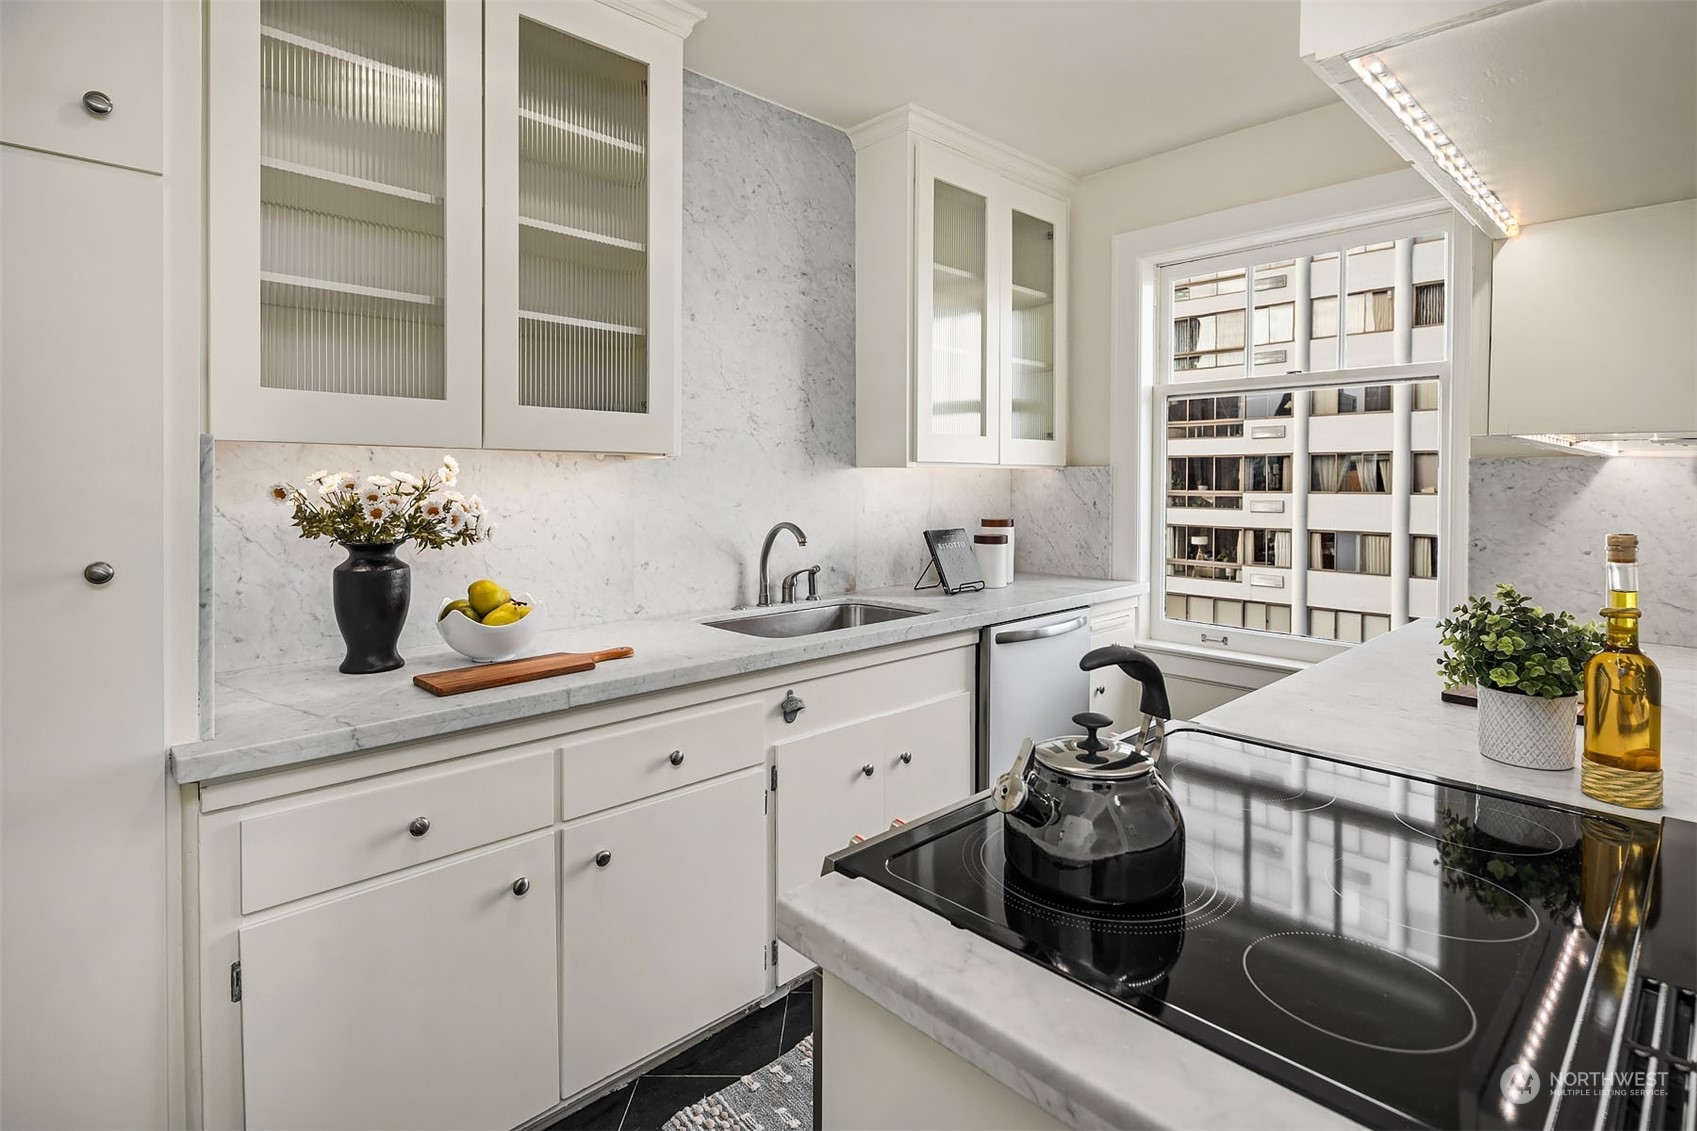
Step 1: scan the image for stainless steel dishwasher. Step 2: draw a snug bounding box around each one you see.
[975,607,1091,789]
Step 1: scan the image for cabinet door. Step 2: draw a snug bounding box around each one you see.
[238,833,559,1130]
[558,770,767,1098]
[207,0,483,446]
[999,184,1067,467]
[0,1,163,173]
[483,0,682,454]
[914,142,1002,465]
[774,713,888,980]
[883,693,974,827]
[1,147,168,1129]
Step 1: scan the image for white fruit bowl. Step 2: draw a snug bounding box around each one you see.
[435,594,541,663]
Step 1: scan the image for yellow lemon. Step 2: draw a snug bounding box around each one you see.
[481,601,530,627]
[439,598,476,623]
[467,579,511,618]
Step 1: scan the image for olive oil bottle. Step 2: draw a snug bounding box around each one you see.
[1581,533,1663,809]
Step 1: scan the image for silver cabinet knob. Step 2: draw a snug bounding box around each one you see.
[408,816,430,837]
[83,561,115,585]
[594,850,612,868]
[668,749,684,766]
[861,763,875,777]
[81,91,113,117]
[511,877,530,897]
[900,752,912,764]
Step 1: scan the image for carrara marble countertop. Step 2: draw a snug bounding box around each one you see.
[170,574,1145,785]
[777,618,1694,1130]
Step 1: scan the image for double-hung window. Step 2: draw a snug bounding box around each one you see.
[1151,214,1459,661]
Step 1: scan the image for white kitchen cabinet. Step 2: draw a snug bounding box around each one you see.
[239,832,560,1131]
[1087,599,1143,730]
[558,770,768,1099]
[483,0,691,455]
[883,693,974,826]
[207,0,699,452]
[1488,199,1697,438]
[1,145,170,1129]
[0,0,164,173]
[853,107,1073,468]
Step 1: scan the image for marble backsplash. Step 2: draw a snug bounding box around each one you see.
[1469,455,1697,647]
[212,74,1107,674]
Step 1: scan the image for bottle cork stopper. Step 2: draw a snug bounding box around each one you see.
[1606,533,1638,562]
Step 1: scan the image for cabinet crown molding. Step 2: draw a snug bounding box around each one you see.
[848,104,1078,200]
[598,0,706,39]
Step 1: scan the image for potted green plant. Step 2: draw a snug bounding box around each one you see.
[1436,584,1604,770]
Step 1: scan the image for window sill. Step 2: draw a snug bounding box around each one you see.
[1133,637,1314,691]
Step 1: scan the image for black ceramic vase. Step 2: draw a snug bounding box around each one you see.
[332,542,411,674]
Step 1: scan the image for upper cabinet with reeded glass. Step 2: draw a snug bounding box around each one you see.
[852,107,1075,468]
[208,0,700,454]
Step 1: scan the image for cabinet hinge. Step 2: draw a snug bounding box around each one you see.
[769,765,778,791]
[771,940,779,966]
[229,961,242,1003]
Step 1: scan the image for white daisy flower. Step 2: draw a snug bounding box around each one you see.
[392,471,423,492]
[447,510,466,531]
[439,468,458,487]
[382,494,405,515]
[357,483,385,507]
[447,499,469,518]
[480,522,496,542]
[363,503,388,523]
[420,499,446,520]
[367,474,395,490]
[441,454,460,476]
[467,494,486,515]
[267,482,294,504]
[306,469,331,485]
[444,490,465,504]
[330,472,358,495]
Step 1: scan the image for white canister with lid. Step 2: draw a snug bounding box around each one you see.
[980,518,1014,580]
[974,533,1012,588]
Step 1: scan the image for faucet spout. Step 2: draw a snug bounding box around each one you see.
[758,522,808,607]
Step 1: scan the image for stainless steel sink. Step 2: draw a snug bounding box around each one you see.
[703,601,930,638]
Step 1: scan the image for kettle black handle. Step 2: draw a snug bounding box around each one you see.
[1080,645,1171,722]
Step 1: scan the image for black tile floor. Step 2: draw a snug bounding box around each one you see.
[546,981,813,1131]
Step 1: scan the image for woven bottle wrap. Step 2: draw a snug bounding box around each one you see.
[1580,758,1663,810]
[1606,533,1638,563]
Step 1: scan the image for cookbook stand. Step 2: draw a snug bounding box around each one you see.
[914,528,985,596]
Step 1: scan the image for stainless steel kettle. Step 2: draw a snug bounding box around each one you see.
[993,646,1185,905]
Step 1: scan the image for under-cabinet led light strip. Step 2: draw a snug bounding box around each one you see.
[1350,55,1520,237]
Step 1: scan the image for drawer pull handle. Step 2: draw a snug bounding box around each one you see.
[511,877,530,897]
[780,690,806,724]
[83,561,116,585]
[668,749,684,766]
[861,763,875,777]
[594,850,612,868]
[408,817,430,837]
[899,752,912,765]
[81,90,114,117]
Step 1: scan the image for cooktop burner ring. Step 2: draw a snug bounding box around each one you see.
[961,822,1240,933]
[1242,931,1479,1055]
[1324,857,1541,943]
[1393,809,1567,856]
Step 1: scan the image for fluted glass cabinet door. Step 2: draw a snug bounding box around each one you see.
[914,144,1000,464]
[208,0,483,446]
[483,0,683,455]
[1000,184,1067,467]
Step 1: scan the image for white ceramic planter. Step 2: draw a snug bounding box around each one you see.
[1476,686,1577,771]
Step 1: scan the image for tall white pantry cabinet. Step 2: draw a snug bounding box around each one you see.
[207,0,697,455]
[0,1,173,1127]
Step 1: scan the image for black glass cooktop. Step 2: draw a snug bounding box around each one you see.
[831,726,1661,1129]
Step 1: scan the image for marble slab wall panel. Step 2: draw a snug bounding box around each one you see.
[1469,456,1697,647]
[212,74,1013,673]
[1011,466,1114,580]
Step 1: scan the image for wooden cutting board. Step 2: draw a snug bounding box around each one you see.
[413,647,634,697]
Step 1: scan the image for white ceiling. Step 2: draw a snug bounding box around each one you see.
[683,1,1341,178]
[1380,0,1697,227]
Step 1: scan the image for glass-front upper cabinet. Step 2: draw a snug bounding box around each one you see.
[483,0,685,455]
[209,0,484,446]
[858,118,1071,468]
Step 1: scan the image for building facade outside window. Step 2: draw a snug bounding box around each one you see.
[1152,220,1453,656]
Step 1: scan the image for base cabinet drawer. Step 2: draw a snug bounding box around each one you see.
[238,833,559,1130]
[559,770,768,1099]
[560,699,764,822]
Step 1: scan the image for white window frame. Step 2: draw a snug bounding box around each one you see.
[1108,170,1487,668]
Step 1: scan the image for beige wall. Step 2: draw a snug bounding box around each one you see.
[1067,101,1404,464]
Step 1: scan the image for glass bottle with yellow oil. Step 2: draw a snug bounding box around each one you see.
[1581,533,1662,809]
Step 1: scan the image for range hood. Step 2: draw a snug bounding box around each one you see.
[1299,0,1697,238]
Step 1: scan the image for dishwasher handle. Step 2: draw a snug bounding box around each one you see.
[994,614,1088,645]
[1081,645,1171,722]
